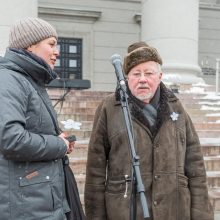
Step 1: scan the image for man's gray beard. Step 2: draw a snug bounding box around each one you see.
[136,93,153,102]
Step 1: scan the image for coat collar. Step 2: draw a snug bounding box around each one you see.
[114,82,179,137]
[2,49,57,85]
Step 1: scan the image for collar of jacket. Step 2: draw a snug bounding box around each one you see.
[114,82,179,137]
[2,48,57,85]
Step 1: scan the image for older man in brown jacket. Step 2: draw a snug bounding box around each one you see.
[84,42,213,220]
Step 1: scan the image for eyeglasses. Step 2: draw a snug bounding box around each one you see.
[128,71,159,79]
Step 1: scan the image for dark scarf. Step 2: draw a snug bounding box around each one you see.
[115,82,175,138]
[142,87,160,131]
[9,48,57,84]
[127,86,160,134]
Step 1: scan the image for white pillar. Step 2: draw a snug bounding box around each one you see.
[0,0,38,56]
[141,0,204,84]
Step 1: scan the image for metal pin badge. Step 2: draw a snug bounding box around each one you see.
[170,112,179,121]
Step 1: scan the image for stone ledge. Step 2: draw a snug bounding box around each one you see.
[39,6,101,22]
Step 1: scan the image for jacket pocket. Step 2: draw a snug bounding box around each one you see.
[19,170,51,186]
[106,178,126,194]
[177,173,191,219]
[18,166,55,219]
[105,178,130,220]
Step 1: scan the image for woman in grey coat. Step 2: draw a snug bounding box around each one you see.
[0,17,74,220]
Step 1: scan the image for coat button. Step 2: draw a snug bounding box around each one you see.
[153,201,157,206]
[154,175,160,180]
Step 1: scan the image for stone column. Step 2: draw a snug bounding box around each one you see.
[141,0,204,84]
[0,0,38,55]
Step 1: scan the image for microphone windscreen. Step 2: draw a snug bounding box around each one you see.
[110,54,122,65]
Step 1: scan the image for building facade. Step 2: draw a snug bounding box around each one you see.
[1,0,220,91]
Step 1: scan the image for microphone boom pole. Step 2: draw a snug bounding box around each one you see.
[110,54,150,219]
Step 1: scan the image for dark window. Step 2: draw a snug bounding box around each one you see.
[202,67,216,75]
[54,38,82,79]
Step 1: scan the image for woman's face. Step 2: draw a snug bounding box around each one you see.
[27,37,59,69]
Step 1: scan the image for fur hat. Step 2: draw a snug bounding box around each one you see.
[8,17,58,49]
[123,45,163,75]
[127,41,149,53]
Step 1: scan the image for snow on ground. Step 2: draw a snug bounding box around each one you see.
[199,101,220,106]
[201,105,220,111]
[206,113,220,116]
[200,137,220,146]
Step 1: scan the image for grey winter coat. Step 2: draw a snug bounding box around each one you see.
[84,84,213,220]
[0,49,69,220]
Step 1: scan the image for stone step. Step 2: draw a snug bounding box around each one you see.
[69,157,87,175]
[202,145,220,157]
[49,89,111,102]
[62,129,92,140]
[184,104,219,112]
[177,93,207,99]
[200,138,220,146]
[75,173,86,195]
[189,115,220,123]
[177,84,215,92]
[204,156,220,171]
[205,114,220,123]
[187,109,220,116]
[58,113,95,123]
[200,138,220,156]
[55,106,97,115]
[207,171,220,188]
[181,98,220,105]
[177,91,220,99]
[209,188,220,212]
[70,139,89,157]
[197,130,220,138]
[53,100,102,109]
[194,123,220,130]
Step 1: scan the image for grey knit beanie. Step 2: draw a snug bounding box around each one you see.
[8,17,58,49]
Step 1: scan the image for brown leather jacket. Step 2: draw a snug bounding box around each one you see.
[85,83,213,220]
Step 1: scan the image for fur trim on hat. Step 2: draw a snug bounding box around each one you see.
[123,46,163,75]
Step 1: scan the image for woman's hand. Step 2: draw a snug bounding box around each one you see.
[58,133,75,154]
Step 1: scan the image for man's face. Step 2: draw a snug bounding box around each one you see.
[127,61,162,103]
